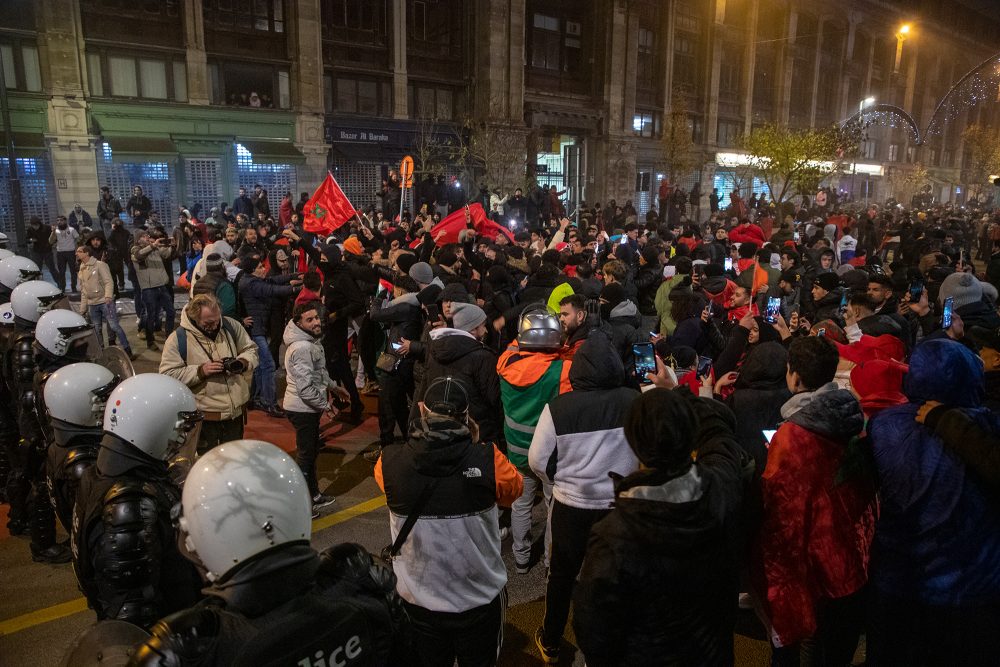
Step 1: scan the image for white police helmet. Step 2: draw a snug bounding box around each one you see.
[35,309,93,358]
[11,280,63,323]
[103,374,202,461]
[0,256,41,290]
[44,363,118,448]
[0,249,14,261]
[0,231,9,248]
[179,440,311,582]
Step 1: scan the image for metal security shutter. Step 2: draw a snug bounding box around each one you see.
[0,156,58,242]
[97,142,177,225]
[184,158,222,216]
[234,144,297,215]
[328,160,383,213]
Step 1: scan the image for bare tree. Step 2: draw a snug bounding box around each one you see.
[448,96,527,194]
[659,96,698,183]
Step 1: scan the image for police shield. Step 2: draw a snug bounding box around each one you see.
[97,346,135,380]
[58,620,150,667]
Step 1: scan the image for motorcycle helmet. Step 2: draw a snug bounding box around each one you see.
[516,305,563,351]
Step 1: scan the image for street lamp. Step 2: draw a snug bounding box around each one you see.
[894,23,911,75]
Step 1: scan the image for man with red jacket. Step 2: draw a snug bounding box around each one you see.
[752,336,876,664]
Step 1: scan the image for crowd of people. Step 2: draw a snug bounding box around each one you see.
[0,175,999,666]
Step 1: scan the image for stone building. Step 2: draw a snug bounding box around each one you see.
[1,0,999,240]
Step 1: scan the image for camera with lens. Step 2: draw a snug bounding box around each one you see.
[221,357,245,374]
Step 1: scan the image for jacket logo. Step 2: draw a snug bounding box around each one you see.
[462,467,482,478]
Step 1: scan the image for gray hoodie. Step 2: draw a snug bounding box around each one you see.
[282,318,335,413]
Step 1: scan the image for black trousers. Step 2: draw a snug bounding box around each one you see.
[197,415,245,455]
[376,360,414,444]
[326,350,362,417]
[287,410,321,497]
[404,591,506,667]
[541,501,610,647]
[866,589,1000,667]
[55,250,78,291]
[770,588,865,667]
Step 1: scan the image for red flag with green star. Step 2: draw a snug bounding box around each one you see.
[302,172,356,236]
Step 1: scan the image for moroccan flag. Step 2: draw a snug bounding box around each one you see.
[409,203,513,249]
[303,172,356,236]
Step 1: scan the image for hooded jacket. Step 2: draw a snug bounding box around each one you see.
[409,328,502,444]
[159,310,258,420]
[528,333,640,510]
[374,416,522,613]
[868,339,1000,607]
[572,393,751,666]
[754,383,876,646]
[282,319,336,414]
[607,299,642,366]
[724,342,791,473]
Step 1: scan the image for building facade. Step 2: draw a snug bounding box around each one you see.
[1,0,999,241]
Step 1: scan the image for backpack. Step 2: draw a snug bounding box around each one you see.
[176,318,238,362]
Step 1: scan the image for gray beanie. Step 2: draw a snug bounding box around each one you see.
[450,302,487,332]
[409,261,434,286]
[938,271,983,310]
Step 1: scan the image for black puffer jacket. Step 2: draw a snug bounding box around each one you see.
[409,330,502,444]
[572,394,751,666]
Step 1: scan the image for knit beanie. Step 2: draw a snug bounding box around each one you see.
[450,302,487,332]
[395,253,417,275]
[813,272,841,293]
[938,271,983,309]
[342,236,363,256]
[601,282,626,308]
[205,253,224,272]
[439,282,473,304]
[408,261,434,286]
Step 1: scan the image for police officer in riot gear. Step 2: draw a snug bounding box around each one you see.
[43,363,118,533]
[0,255,42,301]
[72,374,204,628]
[7,279,70,562]
[0,255,37,509]
[130,440,405,666]
[33,309,97,441]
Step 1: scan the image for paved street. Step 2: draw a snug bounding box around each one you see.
[0,313,773,666]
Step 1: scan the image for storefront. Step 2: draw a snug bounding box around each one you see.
[0,96,59,240]
[89,102,304,222]
[326,117,461,213]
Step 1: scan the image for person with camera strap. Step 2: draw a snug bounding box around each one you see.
[159,294,259,454]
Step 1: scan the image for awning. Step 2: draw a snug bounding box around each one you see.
[237,139,305,164]
[0,132,46,158]
[102,135,177,156]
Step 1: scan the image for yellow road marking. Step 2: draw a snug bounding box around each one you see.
[0,494,387,637]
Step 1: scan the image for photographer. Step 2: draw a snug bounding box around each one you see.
[131,231,177,349]
[159,294,259,453]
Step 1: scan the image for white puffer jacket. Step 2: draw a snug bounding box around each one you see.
[282,319,336,413]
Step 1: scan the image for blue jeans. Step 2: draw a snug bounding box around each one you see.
[251,334,276,408]
[140,285,174,342]
[88,302,131,354]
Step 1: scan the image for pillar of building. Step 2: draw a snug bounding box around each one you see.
[474,0,525,124]
[391,0,408,120]
[741,0,759,134]
[776,10,798,127]
[182,0,210,105]
[594,0,638,204]
[37,0,98,218]
[807,20,825,127]
[704,0,724,146]
[289,0,328,194]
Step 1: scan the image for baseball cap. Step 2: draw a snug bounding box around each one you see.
[422,376,469,418]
